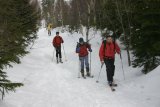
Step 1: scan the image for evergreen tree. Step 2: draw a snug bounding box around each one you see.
[131,0,160,73]
[0,0,40,99]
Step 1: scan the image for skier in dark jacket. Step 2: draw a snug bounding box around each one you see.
[76,38,92,78]
[99,35,120,86]
[53,32,64,63]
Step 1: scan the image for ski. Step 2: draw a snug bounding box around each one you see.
[112,83,118,87]
[77,76,86,79]
[86,75,94,78]
[108,83,117,92]
[110,86,116,92]
[56,62,63,64]
[83,76,86,79]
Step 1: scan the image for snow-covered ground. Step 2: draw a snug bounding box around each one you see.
[0,28,160,107]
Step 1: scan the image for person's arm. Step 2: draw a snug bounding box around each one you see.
[76,43,80,53]
[61,37,64,43]
[86,43,92,52]
[52,38,56,47]
[99,43,105,62]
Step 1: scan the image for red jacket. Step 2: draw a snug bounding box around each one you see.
[76,43,91,57]
[53,36,64,47]
[99,41,120,61]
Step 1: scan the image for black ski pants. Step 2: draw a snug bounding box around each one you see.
[104,58,115,82]
[55,46,62,58]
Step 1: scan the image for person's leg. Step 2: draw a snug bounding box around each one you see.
[59,47,63,63]
[104,58,113,86]
[48,30,50,35]
[49,30,51,36]
[110,59,116,84]
[50,30,51,35]
[80,57,85,77]
[111,59,115,77]
[56,48,59,63]
[59,47,62,58]
[84,55,90,76]
[56,47,60,58]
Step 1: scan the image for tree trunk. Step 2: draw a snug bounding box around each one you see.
[86,26,89,41]
[126,45,131,66]
[60,0,64,27]
[86,2,91,42]
[76,0,83,36]
[115,0,131,66]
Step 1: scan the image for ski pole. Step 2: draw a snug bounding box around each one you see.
[52,48,56,62]
[62,44,67,61]
[96,63,104,83]
[120,53,125,80]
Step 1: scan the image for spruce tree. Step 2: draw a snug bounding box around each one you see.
[131,0,160,73]
[0,0,40,99]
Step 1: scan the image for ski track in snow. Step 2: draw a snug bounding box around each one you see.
[0,28,160,107]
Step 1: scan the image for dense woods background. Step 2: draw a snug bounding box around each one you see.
[42,0,160,74]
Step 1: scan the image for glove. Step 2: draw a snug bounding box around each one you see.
[101,60,104,65]
[54,46,57,49]
[76,47,80,53]
[89,48,92,52]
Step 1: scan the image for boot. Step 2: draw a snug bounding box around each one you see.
[108,81,113,86]
[81,69,85,77]
[86,68,90,77]
[59,58,63,63]
[112,80,118,87]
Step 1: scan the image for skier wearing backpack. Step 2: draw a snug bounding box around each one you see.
[76,38,92,78]
[99,35,120,87]
[53,32,64,63]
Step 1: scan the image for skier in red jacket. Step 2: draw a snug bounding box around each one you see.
[76,38,92,78]
[99,35,120,86]
[53,32,64,63]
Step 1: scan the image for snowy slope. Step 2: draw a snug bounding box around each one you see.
[0,28,160,107]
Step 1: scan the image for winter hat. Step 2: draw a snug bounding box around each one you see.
[56,32,59,35]
[106,35,112,38]
[79,38,84,43]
